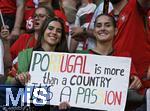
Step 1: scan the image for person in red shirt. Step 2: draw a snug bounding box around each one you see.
[0,0,25,43]
[24,0,36,32]
[38,0,69,33]
[110,0,150,80]
[10,6,55,61]
[71,0,150,82]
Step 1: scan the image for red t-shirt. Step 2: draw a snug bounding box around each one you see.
[24,0,35,30]
[0,0,16,14]
[112,0,150,78]
[25,0,35,8]
[54,10,69,33]
[10,33,37,60]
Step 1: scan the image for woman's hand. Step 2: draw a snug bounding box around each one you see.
[59,101,70,110]
[15,72,31,85]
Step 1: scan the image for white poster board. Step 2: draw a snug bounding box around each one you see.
[147,88,150,111]
[28,51,131,111]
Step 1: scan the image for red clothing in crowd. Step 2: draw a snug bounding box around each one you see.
[10,34,37,60]
[0,0,16,14]
[25,0,35,8]
[54,9,69,33]
[24,0,35,30]
[112,0,150,79]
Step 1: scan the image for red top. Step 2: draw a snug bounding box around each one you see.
[24,0,35,30]
[0,0,16,14]
[111,0,150,78]
[10,33,37,60]
[54,9,69,33]
[24,9,35,30]
[25,0,35,8]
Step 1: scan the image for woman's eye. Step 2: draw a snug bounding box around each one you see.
[106,24,111,27]
[106,25,110,27]
[96,24,101,28]
[56,29,62,33]
[48,26,53,30]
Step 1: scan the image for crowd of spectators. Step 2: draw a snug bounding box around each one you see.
[0,0,149,111]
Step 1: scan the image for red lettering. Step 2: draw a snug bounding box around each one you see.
[60,55,67,72]
[104,91,122,105]
[82,56,90,74]
[60,54,90,74]
[107,91,114,105]
[67,55,75,73]
[115,91,122,105]
[104,91,108,104]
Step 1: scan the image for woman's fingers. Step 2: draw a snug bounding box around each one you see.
[16,72,31,85]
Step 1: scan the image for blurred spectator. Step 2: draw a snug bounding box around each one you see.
[70,0,96,51]
[38,0,69,33]
[0,0,25,44]
[62,0,77,24]
[24,0,36,32]
[10,6,54,61]
[0,25,11,84]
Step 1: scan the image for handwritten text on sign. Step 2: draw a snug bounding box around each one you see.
[28,51,131,111]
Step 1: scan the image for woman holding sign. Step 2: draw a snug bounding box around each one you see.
[3,17,68,110]
[58,14,142,111]
[89,14,142,90]
[9,17,68,84]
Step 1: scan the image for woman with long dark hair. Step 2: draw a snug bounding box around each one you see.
[10,17,68,85]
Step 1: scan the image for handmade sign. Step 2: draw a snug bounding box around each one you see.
[28,51,131,111]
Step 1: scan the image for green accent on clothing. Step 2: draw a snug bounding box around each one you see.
[18,48,33,73]
[5,48,33,84]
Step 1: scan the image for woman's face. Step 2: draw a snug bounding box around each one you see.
[94,15,117,43]
[43,21,62,46]
[34,8,48,31]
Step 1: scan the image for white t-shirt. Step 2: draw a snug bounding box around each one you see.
[75,3,96,28]
[74,3,96,50]
[0,39,4,75]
